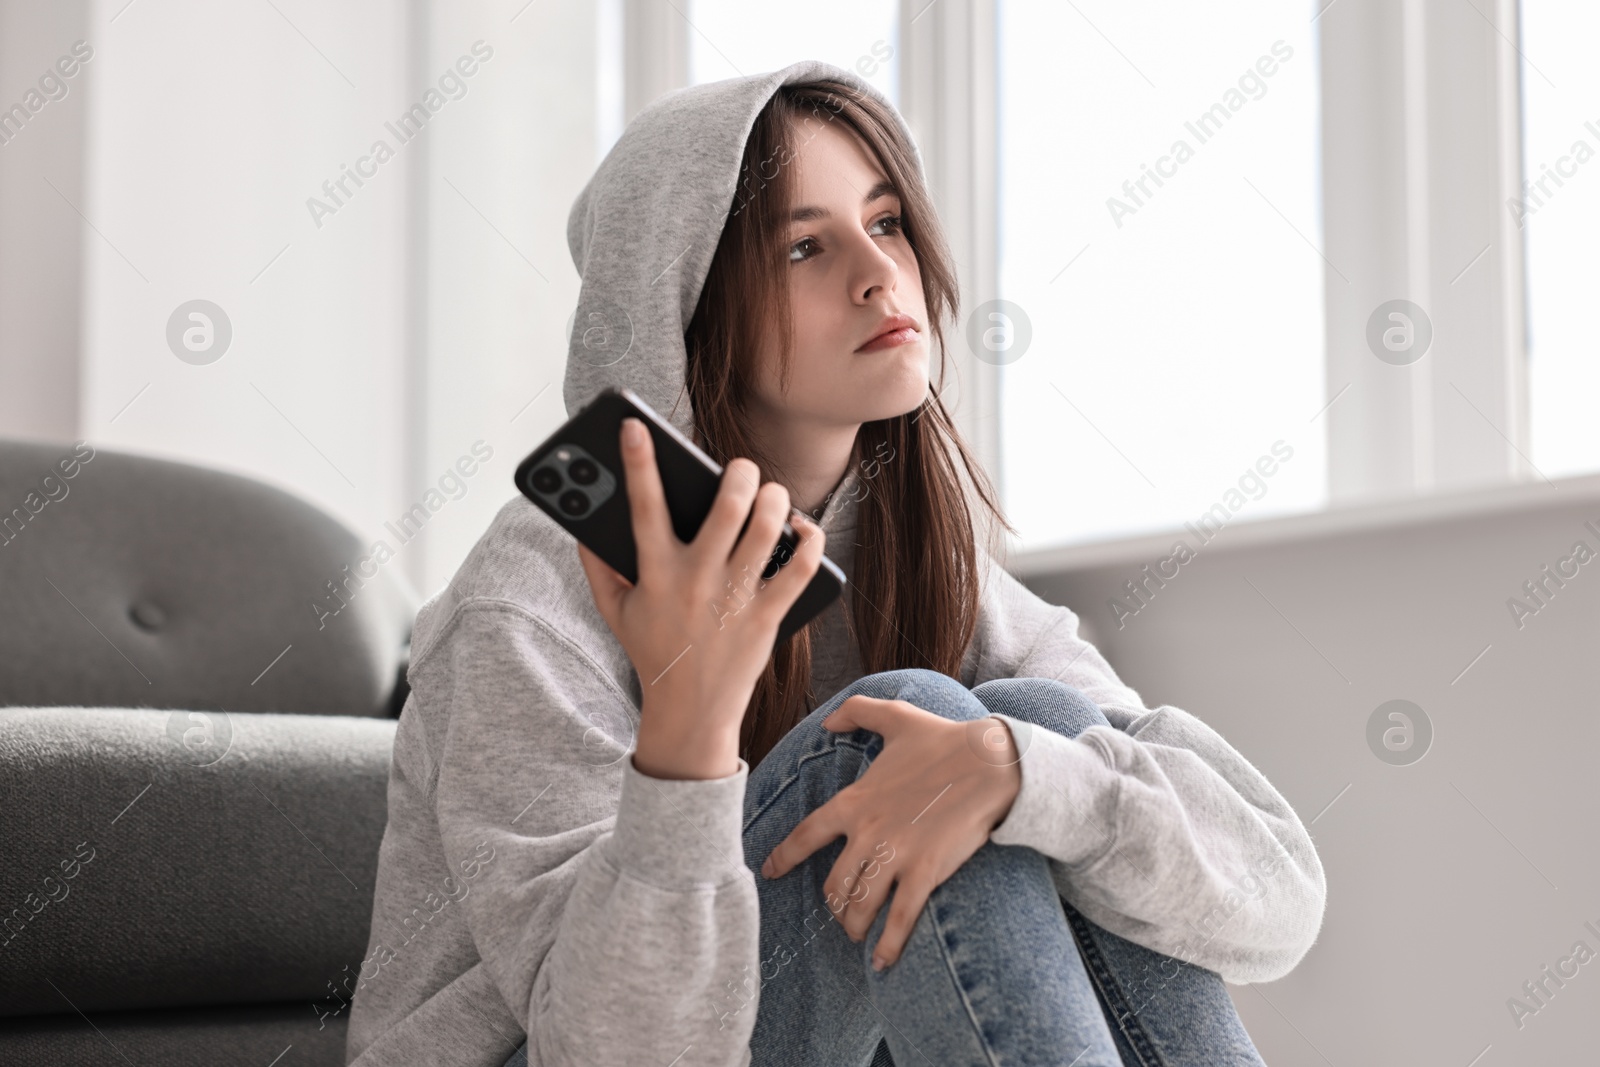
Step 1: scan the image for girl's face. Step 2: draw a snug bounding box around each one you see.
[747,116,931,443]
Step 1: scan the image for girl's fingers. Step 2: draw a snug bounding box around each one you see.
[757,512,826,604]
[577,541,632,590]
[616,418,678,573]
[762,796,845,879]
[870,873,931,971]
[832,847,891,943]
[688,457,763,567]
[822,694,901,735]
[726,481,792,585]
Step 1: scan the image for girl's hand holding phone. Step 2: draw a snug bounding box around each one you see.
[576,417,826,781]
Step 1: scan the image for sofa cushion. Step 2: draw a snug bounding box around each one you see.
[0,707,395,1019]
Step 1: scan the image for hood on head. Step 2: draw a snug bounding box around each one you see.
[561,59,924,443]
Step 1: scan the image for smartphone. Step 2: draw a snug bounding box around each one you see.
[514,386,846,646]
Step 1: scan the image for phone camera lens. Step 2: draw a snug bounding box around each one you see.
[567,458,599,485]
[531,466,562,494]
[558,489,590,517]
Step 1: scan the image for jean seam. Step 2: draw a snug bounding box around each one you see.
[1062,903,1166,1067]
[920,891,1005,1067]
[742,733,874,836]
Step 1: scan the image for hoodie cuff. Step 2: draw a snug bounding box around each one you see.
[985,714,1122,868]
[607,752,750,889]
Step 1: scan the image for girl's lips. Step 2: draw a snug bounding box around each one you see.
[856,327,920,353]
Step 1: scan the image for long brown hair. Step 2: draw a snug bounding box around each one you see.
[681,78,1014,770]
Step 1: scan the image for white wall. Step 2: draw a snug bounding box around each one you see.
[0,0,89,440]
[1015,474,1600,1064]
[414,0,598,599]
[77,0,414,582]
[7,0,605,602]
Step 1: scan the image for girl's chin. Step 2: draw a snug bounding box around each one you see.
[853,375,929,422]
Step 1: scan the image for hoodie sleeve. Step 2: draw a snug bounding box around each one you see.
[973,557,1327,985]
[420,598,759,1066]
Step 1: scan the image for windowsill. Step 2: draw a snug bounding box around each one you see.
[1006,469,1600,579]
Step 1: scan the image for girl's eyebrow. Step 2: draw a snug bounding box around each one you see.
[789,179,897,223]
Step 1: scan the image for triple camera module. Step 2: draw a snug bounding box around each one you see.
[524,444,617,520]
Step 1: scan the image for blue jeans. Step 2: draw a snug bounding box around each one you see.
[504,669,1266,1066]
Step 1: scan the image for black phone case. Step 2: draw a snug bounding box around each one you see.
[514,386,846,647]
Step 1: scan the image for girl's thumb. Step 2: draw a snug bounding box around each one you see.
[576,542,630,620]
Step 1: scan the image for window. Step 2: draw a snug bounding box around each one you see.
[49,0,1567,596]
[995,0,1326,550]
[686,0,899,104]
[1519,0,1600,480]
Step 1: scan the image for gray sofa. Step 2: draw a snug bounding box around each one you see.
[0,438,418,1066]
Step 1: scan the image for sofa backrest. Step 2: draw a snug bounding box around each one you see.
[0,438,417,717]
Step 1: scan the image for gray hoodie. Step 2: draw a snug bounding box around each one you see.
[344,59,1327,1067]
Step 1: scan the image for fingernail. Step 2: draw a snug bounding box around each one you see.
[761,856,773,878]
[622,418,644,446]
[872,956,886,972]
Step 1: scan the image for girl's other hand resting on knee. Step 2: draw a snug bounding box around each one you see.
[576,416,827,782]
[759,697,1023,972]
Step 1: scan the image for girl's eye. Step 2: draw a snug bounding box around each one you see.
[788,215,906,263]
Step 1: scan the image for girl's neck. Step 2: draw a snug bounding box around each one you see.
[752,419,861,519]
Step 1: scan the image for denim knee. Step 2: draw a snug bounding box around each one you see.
[970,676,1110,740]
[834,667,959,697]
[752,669,972,783]
[825,668,990,724]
